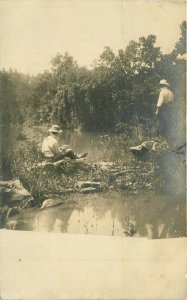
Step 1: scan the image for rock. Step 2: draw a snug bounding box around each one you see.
[42,189,76,199]
[130,140,159,156]
[0,180,33,203]
[129,140,159,159]
[141,141,154,151]
[75,180,102,193]
[41,198,64,210]
[76,180,101,189]
[130,145,148,156]
[80,187,101,194]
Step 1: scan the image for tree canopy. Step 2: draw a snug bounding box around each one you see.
[0,21,186,132]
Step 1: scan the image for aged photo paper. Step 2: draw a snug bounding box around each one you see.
[0,0,186,299]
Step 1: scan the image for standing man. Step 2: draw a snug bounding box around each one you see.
[42,125,87,162]
[156,79,174,139]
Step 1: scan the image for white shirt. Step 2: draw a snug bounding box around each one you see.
[41,134,60,158]
[157,87,173,108]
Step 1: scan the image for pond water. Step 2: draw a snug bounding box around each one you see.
[0,124,107,156]
[14,191,185,239]
[1,125,186,239]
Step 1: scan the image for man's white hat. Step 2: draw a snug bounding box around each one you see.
[159,79,170,86]
[49,124,62,133]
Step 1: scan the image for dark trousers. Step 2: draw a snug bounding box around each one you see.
[44,150,77,163]
[52,150,77,162]
[158,104,173,139]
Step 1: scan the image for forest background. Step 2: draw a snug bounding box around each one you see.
[0,21,186,136]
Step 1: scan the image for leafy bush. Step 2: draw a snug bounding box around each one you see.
[1,21,185,132]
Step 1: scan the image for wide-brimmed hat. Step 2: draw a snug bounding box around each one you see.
[49,125,62,133]
[159,79,170,86]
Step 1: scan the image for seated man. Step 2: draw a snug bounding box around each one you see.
[42,125,87,162]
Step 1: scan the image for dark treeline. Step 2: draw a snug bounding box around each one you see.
[0,21,186,132]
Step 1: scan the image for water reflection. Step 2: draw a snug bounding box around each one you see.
[14,191,185,239]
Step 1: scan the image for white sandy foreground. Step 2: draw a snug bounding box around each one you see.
[0,230,186,299]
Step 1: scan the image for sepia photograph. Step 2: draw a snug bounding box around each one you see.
[0,0,186,298]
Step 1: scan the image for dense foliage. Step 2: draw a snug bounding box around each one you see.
[0,21,186,133]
